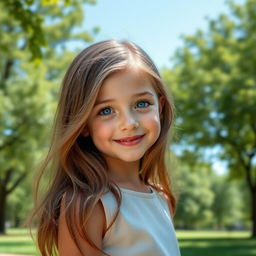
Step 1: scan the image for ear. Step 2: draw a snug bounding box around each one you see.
[159,95,165,115]
[81,127,89,137]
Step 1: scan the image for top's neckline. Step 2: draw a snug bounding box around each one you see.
[119,186,155,198]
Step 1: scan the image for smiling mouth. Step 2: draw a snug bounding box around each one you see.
[114,134,145,146]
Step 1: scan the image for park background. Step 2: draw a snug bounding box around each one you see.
[0,0,255,255]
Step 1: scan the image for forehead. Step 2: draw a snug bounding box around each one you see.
[97,69,157,100]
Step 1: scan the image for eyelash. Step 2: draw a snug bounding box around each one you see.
[98,100,152,116]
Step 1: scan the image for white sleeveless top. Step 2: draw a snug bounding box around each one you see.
[100,187,180,256]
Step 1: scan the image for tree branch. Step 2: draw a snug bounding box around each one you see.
[0,115,30,152]
[6,172,27,195]
[0,59,14,91]
[3,169,13,185]
[0,134,22,152]
[250,118,256,152]
[217,132,254,190]
[0,169,13,191]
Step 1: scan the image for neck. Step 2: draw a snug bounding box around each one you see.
[104,157,145,189]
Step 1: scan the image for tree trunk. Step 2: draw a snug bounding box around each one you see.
[0,185,7,234]
[252,188,256,238]
[0,170,27,234]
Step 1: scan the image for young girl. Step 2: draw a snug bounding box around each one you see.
[32,40,180,256]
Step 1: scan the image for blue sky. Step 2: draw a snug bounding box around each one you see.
[83,0,245,69]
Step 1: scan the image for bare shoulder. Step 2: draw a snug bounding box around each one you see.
[58,194,106,256]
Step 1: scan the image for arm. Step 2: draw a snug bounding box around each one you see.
[58,198,106,256]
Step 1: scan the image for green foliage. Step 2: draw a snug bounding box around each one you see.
[164,0,256,177]
[7,171,35,228]
[171,152,249,229]
[0,0,96,233]
[163,0,256,236]
[2,0,45,59]
[1,0,96,59]
[175,161,215,229]
[211,176,245,229]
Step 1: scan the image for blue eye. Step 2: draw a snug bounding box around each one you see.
[136,101,150,108]
[99,107,112,116]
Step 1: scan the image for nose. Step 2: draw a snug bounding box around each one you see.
[119,110,139,131]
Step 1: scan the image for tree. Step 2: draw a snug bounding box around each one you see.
[7,174,33,228]
[163,0,256,237]
[211,175,244,229]
[1,0,96,59]
[174,160,215,229]
[0,0,97,234]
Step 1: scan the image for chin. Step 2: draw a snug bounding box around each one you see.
[121,158,141,163]
[118,153,145,163]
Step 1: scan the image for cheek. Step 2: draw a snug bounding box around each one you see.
[142,112,161,137]
[89,120,114,144]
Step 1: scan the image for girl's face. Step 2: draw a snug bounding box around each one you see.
[85,69,163,165]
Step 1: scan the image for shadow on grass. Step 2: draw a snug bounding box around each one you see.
[179,237,256,256]
[0,240,36,255]
[0,241,32,247]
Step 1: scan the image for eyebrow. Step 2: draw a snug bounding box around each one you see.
[95,91,155,106]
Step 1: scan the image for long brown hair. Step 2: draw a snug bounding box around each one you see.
[31,40,176,255]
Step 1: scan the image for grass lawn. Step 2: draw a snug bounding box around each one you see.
[0,229,37,255]
[177,230,255,256]
[0,229,254,255]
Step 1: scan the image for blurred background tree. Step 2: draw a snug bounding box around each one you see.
[175,161,215,229]
[163,0,256,237]
[0,0,98,234]
[211,175,244,229]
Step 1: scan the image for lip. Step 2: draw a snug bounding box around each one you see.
[114,134,145,146]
